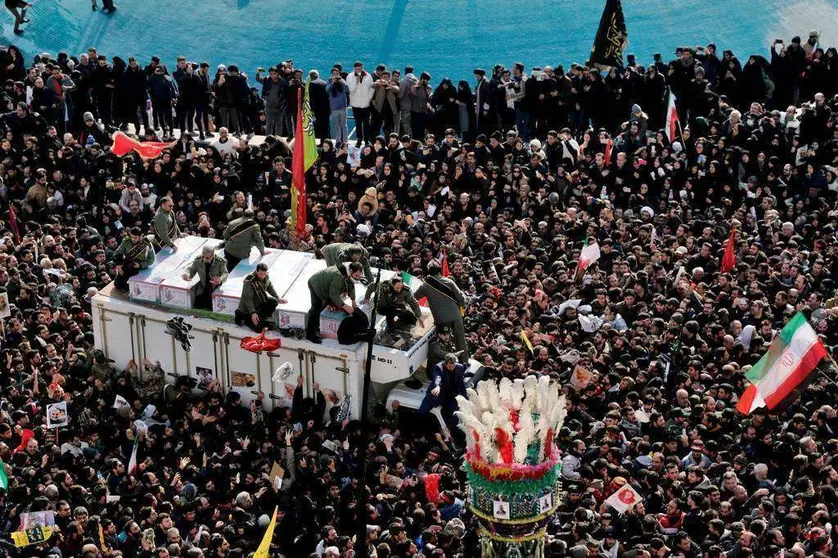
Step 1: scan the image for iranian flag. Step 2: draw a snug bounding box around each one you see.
[578,236,601,272]
[0,458,8,490]
[665,89,679,143]
[401,272,427,306]
[127,437,139,475]
[737,313,829,414]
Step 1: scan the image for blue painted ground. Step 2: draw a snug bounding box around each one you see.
[3,0,838,82]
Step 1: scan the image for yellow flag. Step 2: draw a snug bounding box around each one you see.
[521,330,534,355]
[253,506,278,558]
[12,526,53,547]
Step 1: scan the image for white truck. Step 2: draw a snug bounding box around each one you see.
[91,237,479,421]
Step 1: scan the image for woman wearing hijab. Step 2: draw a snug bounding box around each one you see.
[431,78,458,137]
[456,80,474,142]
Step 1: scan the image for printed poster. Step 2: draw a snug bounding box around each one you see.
[231,371,256,388]
[493,500,510,520]
[196,366,214,389]
[0,292,10,318]
[46,402,69,429]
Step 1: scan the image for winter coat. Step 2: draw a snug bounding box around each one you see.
[121,67,148,104]
[346,70,374,108]
[148,73,177,103]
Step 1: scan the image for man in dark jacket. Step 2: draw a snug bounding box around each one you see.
[121,57,149,135]
[418,353,467,430]
[308,70,331,141]
[473,68,490,136]
[227,65,250,133]
[90,56,116,128]
[148,66,177,137]
[0,102,47,146]
[256,66,288,137]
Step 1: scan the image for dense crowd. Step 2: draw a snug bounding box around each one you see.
[1,30,838,558]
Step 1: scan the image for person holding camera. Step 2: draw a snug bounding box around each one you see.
[372,68,400,138]
[346,61,374,146]
[408,71,432,140]
[326,67,350,144]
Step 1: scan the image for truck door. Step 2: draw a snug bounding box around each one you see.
[217,329,262,403]
[261,345,305,409]
[94,306,141,368]
[307,351,361,420]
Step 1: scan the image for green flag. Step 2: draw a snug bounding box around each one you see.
[0,457,9,490]
[302,78,319,171]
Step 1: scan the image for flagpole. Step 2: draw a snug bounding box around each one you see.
[356,268,382,558]
[819,355,838,387]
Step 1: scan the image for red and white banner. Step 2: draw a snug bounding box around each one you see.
[665,90,679,143]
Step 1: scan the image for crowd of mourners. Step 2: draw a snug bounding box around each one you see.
[1,29,838,558]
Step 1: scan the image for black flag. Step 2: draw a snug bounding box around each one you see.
[589,0,628,70]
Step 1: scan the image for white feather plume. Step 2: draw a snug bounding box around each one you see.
[466,387,482,413]
[514,409,535,463]
[455,394,478,420]
[510,379,525,411]
[497,377,513,407]
[456,375,568,466]
[476,381,493,412]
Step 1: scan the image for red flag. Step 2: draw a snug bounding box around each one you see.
[441,253,450,277]
[290,89,308,238]
[7,204,20,244]
[603,138,614,166]
[240,331,282,353]
[721,228,736,274]
[14,429,34,454]
[111,131,175,159]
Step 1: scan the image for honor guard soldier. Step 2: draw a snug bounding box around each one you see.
[222,208,265,272]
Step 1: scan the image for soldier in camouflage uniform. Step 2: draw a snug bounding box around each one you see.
[365,275,424,330]
[222,208,265,272]
[134,358,165,400]
[90,349,116,389]
[426,324,456,377]
[235,262,286,332]
[112,227,155,291]
[322,242,374,283]
[153,196,181,250]
[181,245,228,310]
